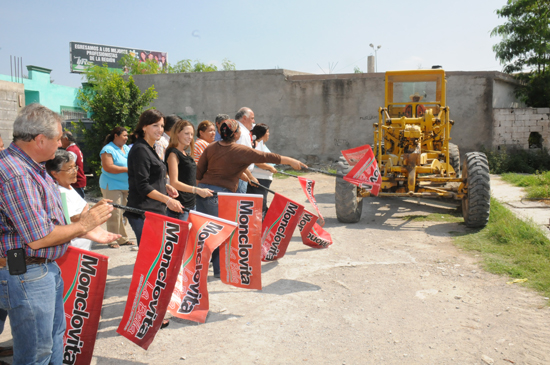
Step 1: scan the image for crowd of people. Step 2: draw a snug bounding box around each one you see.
[0,103,306,363]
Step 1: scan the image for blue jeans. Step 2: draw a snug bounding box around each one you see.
[0,262,65,365]
[167,206,194,222]
[237,180,248,194]
[127,215,145,246]
[195,184,232,275]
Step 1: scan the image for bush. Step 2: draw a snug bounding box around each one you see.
[481,146,550,174]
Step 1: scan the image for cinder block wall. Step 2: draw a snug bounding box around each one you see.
[0,80,25,145]
[493,108,550,150]
[131,69,520,164]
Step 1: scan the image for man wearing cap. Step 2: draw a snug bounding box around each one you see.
[404,92,426,118]
[0,104,119,364]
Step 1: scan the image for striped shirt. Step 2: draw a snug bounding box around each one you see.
[0,143,68,259]
[194,138,209,164]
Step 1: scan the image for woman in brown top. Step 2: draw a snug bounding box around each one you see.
[196,119,306,277]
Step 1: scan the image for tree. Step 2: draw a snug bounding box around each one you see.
[76,64,157,177]
[491,0,550,106]
[354,66,363,74]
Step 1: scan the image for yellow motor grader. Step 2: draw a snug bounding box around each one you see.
[335,69,490,228]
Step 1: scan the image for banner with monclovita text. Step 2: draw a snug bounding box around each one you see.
[261,193,304,261]
[297,177,325,226]
[298,210,333,248]
[218,193,263,290]
[117,212,190,350]
[341,144,381,196]
[168,211,237,323]
[58,246,109,365]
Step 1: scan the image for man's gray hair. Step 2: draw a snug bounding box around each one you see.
[45,150,75,175]
[215,113,230,125]
[235,107,251,121]
[13,103,64,142]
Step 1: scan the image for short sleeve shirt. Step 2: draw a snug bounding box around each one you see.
[99,142,130,190]
[0,143,68,259]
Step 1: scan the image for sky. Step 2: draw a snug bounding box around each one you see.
[0,0,508,88]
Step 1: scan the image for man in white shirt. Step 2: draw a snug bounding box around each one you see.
[234,107,256,193]
[154,114,180,160]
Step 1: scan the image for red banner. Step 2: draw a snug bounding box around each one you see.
[297,210,333,248]
[297,177,325,226]
[341,144,381,196]
[218,193,263,290]
[168,211,237,323]
[261,193,304,261]
[117,212,191,350]
[57,246,108,365]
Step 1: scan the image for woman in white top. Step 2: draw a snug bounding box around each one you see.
[46,150,117,251]
[247,123,277,217]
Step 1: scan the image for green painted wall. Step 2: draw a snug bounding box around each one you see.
[0,65,82,115]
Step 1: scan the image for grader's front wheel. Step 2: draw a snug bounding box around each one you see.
[335,156,363,223]
[462,152,490,228]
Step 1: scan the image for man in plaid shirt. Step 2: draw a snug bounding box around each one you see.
[0,104,119,364]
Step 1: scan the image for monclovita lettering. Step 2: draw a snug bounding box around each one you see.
[237,201,253,284]
[298,212,313,232]
[179,222,224,314]
[306,232,331,247]
[136,222,180,339]
[265,202,299,260]
[63,255,98,365]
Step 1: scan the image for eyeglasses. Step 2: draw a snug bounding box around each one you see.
[60,166,78,173]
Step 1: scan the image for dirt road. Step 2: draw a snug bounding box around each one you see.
[2,173,550,364]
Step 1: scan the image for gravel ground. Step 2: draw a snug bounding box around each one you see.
[1,173,549,364]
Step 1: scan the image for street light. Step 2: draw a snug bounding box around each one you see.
[369,43,382,72]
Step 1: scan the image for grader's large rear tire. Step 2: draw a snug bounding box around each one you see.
[462,152,490,228]
[335,156,363,223]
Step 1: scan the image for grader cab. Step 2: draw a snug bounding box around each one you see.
[335,69,490,228]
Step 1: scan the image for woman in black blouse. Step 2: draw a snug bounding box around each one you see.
[125,109,183,246]
[165,119,213,221]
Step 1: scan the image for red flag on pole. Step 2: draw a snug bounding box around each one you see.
[297,210,333,248]
[341,144,381,196]
[261,193,304,261]
[57,246,108,365]
[167,211,237,323]
[297,176,325,226]
[117,212,191,350]
[218,193,263,290]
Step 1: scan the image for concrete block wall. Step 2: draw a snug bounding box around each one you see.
[131,69,521,164]
[0,80,25,146]
[493,108,550,150]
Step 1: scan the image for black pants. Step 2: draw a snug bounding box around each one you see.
[246,178,272,218]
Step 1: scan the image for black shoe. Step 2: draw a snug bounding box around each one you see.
[214,272,220,278]
[161,319,170,329]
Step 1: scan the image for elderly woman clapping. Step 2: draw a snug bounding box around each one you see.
[46,150,120,250]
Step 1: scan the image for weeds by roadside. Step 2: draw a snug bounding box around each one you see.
[501,171,550,199]
[403,199,550,299]
[482,146,550,174]
[453,198,550,299]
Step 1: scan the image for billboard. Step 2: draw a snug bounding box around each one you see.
[69,42,167,73]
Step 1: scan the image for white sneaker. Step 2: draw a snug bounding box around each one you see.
[131,246,139,251]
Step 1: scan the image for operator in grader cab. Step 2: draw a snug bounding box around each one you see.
[404,92,426,118]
